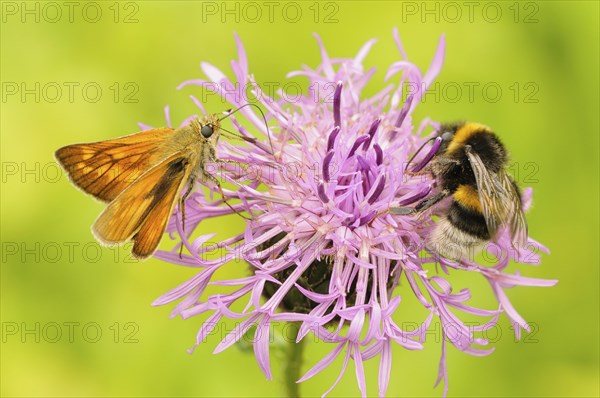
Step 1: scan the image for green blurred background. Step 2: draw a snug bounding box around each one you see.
[1,1,598,396]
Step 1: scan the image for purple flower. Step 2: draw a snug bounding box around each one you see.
[147,31,557,397]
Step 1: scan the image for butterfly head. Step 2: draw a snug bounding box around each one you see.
[192,115,221,144]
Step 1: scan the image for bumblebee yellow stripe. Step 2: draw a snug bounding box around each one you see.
[454,184,482,212]
[447,122,491,154]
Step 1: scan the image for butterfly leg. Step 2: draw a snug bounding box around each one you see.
[178,182,195,258]
[204,172,251,221]
[217,159,253,220]
[218,159,247,179]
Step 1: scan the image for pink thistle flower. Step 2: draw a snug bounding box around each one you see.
[147,30,557,397]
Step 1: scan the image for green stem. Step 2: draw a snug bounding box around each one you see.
[284,323,305,398]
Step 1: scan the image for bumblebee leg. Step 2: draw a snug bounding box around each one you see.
[390,189,451,215]
[389,207,415,215]
[404,169,431,177]
[414,189,451,212]
[429,157,461,176]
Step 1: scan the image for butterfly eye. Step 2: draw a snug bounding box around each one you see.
[201,125,214,138]
[441,132,453,142]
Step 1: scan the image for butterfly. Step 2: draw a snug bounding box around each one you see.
[55,111,259,259]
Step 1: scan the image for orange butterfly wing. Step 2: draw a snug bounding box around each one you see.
[55,128,176,202]
[92,152,193,259]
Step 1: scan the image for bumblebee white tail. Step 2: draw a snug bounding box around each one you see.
[426,218,486,262]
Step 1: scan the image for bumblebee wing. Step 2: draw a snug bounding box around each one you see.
[93,152,192,259]
[498,169,529,248]
[55,128,176,202]
[465,146,512,240]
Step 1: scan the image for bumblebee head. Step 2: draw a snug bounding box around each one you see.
[436,122,464,153]
[444,122,498,157]
[440,130,455,143]
[405,123,462,172]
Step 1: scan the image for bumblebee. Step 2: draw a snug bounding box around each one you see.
[395,122,528,261]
